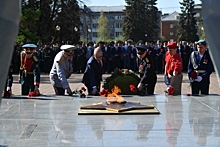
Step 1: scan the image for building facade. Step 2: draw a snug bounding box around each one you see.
[80,6,125,43]
[80,6,162,43]
[161,4,202,42]
[161,11,179,42]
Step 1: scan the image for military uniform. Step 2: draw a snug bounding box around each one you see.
[50,45,75,95]
[20,44,40,95]
[43,45,53,73]
[137,45,157,95]
[188,43,214,95]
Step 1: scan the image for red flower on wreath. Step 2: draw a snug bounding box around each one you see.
[191,71,197,80]
[167,86,174,95]
[125,69,129,73]
[118,69,122,74]
[129,84,137,92]
[99,88,109,97]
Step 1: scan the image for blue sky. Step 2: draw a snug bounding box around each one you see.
[86,0,201,14]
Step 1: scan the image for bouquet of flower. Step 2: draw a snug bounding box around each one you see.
[72,87,86,98]
[191,71,197,80]
[28,91,40,97]
[99,88,109,97]
[3,91,12,98]
[167,86,175,95]
[103,68,140,95]
[129,84,137,93]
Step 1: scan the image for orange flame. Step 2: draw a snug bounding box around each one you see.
[101,86,124,104]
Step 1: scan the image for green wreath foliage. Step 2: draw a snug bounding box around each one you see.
[103,68,140,95]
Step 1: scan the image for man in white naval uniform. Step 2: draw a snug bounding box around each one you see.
[50,45,76,95]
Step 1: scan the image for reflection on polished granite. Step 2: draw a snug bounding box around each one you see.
[0,94,220,147]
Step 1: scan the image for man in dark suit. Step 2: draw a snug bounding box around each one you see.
[180,41,191,72]
[112,41,122,70]
[82,47,103,95]
[188,40,214,95]
[100,41,111,73]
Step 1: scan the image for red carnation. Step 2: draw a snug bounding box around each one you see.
[129,84,137,92]
[28,91,40,97]
[118,69,122,74]
[167,86,174,95]
[99,88,109,97]
[125,69,129,73]
[191,71,197,79]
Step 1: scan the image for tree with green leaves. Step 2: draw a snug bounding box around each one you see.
[17,8,41,43]
[56,0,81,43]
[197,19,206,40]
[177,0,199,42]
[96,11,110,42]
[17,0,81,44]
[123,0,159,42]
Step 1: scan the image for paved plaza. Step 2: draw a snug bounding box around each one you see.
[0,73,220,146]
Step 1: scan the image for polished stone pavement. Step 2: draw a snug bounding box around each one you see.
[0,73,220,146]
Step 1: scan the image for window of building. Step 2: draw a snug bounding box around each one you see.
[92,24,98,29]
[110,16,114,20]
[115,32,122,37]
[110,24,114,29]
[195,13,200,18]
[110,33,114,38]
[170,32,174,36]
[115,15,122,20]
[115,23,122,28]
[170,24,174,28]
[93,32,98,37]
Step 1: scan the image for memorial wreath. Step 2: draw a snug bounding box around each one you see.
[102,68,140,95]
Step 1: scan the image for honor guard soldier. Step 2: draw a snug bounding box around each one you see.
[20,44,40,95]
[164,42,183,95]
[136,44,157,95]
[50,45,75,95]
[42,43,53,73]
[188,40,214,95]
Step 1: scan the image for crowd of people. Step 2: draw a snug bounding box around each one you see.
[3,39,214,97]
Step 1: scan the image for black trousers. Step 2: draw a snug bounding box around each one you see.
[21,74,34,95]
[146,74,157,95]
[83,76,100,95]
[53,86,65,95]
[191,83,209,95]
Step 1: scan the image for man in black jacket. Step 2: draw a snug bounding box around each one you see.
[82,47,103,95]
